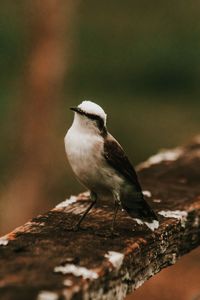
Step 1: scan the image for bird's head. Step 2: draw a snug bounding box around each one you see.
[70,100,107,136]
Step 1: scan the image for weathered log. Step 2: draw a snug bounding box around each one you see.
[0,137,200,300]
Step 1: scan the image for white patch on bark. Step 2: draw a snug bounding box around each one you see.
[63,279,73,287]
[54,264,98,280]
[153,199,161,203]
[37,291,58,300]
[105,251,124,270]
[55,196,77,209]
[193,216,199,227]
[158,210,188,227]
[137,147,183,170]
[134,218,159,231]
[171,253,177,264]
[142,190,152,197]
[0,236,9,246]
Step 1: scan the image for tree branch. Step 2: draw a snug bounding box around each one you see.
[0,137,200,300]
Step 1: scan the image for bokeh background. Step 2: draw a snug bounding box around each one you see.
[0,1,199,299]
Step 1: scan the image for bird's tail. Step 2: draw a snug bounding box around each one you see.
[121,187,158,230]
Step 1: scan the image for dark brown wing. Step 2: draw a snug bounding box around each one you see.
[104,134,158,222]
[104,134,142,192]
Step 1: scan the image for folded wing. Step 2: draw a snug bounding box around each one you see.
[104,134,157,221]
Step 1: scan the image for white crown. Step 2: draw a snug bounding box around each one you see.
[78,100,107,123]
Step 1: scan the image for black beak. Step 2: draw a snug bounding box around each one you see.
[70,107,81,113]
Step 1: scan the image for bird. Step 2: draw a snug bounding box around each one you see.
[64,100,159,234]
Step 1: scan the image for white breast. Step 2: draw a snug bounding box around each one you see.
[65,126,103,187]
[64,126,124,194]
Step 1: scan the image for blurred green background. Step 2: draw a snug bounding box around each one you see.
[0,1,200,299]
[71,0,200,162]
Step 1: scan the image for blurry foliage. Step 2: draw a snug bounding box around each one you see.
[70,0,200,96]
[67,0,200,163]
[0,4,26,88]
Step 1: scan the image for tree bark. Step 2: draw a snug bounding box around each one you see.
[0,137,200,300]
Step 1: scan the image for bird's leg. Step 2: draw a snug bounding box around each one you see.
[73,191,97,231]
[111,201,119,234]
[110,191,121,235]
